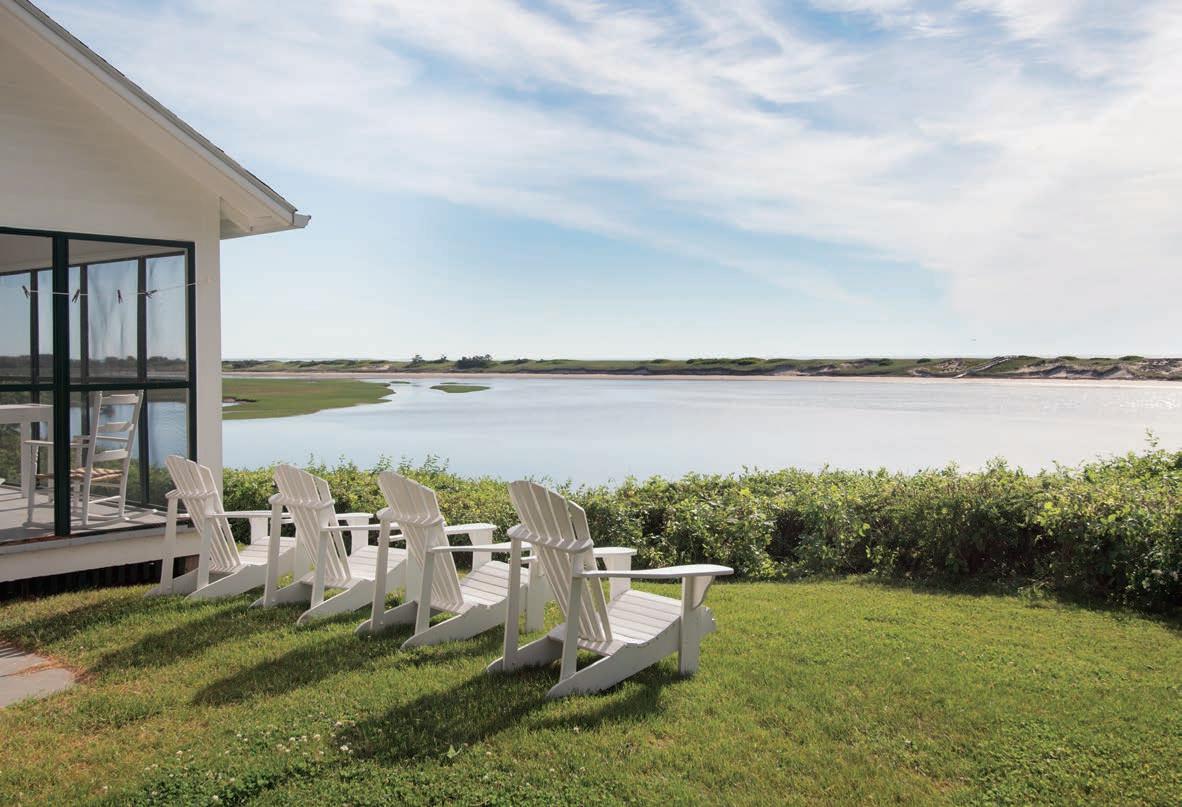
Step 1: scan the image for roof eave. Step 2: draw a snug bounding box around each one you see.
[7,0,309,237]
[220,211,312,240]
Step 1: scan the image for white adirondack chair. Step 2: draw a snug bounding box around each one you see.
[146,455,295,599]
[254,464,407,625]
[357,470,548,647]
[488,481,733,698]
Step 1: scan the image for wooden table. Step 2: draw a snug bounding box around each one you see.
[0,404,53,502]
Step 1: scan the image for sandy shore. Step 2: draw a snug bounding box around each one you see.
[224,371,1182,390]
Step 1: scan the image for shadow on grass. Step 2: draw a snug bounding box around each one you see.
[89,598,285,675]
[341,663,677,764]
[192,628,499,707]
[0,588,168,648]
[530,665,682,732]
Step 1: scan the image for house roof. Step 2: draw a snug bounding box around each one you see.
[4,0,309,238]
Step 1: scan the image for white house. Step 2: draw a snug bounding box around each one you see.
[0,0,306,586]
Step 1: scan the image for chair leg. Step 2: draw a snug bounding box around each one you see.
[679,606,718,675]
[151,494,181,595]
[195,523,212,590]
[80,467,93,528]
[524,569,548,633]
[310,532,330,609]
[558,576,584,684]
[117,470,130,520]
[24,445,36,525]
[414,550,436,636]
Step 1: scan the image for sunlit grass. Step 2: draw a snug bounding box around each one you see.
[0,580,1178,805]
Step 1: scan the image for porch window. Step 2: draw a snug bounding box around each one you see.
[0,229,196,543]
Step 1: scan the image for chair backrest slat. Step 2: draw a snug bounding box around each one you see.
[164,455,241,573]
[273,465,352,587]
[508,481,611,642]
[377,471,465,612]
[87,390,143,463]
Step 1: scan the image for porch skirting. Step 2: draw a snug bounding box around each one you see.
[0,525,199,597]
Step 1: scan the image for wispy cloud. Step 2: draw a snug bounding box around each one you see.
[43,0,1182,348]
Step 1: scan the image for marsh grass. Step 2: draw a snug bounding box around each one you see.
[429,384,490,394]
[222,378,393,420]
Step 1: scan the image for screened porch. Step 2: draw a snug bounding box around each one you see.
[0,228,195,545]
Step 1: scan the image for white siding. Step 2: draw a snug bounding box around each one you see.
[0,30,223,480]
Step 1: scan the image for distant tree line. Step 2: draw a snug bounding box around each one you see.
[404,353,494,369]
[454,354,493,369]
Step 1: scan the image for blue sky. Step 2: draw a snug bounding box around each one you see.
[40,0,1182,359]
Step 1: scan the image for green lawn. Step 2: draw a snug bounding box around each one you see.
[222,378,394,420]
[0,580,1178,805]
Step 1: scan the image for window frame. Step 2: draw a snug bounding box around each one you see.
[0,225,197,538]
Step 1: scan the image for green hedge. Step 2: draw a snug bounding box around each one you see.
[224,449,1182,613]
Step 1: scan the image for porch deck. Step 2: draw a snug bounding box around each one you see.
[0,485,198,586]
[0,485,169,546]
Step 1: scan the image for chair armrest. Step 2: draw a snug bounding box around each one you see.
[320,524,406,545]
[593,546,637,558]
[574,564,733,580]
[211,510,294,522]
[444,522,498,536]
[429,542,510,553]
[487,542,519,551]
[428,543,534,561]
[321,523,390,533]
[577,564,731,610]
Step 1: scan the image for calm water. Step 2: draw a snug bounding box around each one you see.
[222,377,1182,483]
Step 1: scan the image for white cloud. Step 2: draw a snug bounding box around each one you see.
[958,0,1080,40]
[41,0,1182,349]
